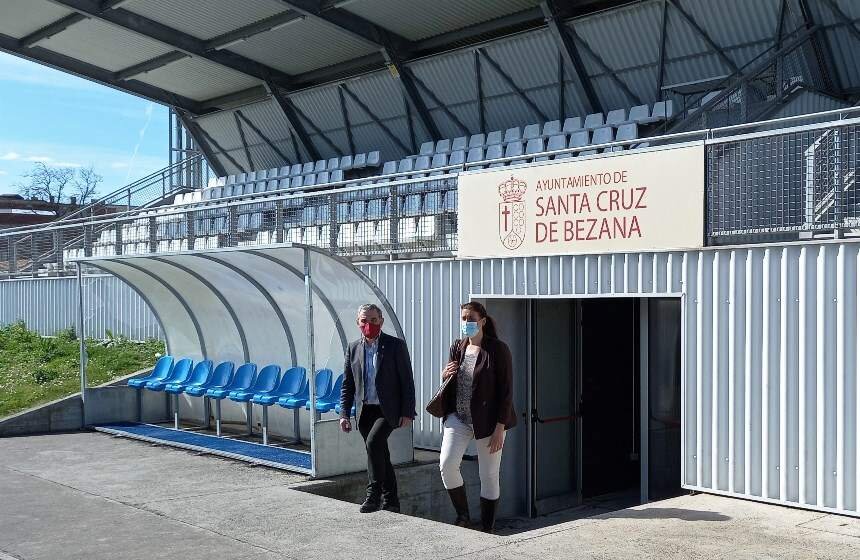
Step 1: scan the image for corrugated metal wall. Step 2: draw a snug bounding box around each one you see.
[0,275,163,341]
[360,242,860,518]
[2,243,858,517]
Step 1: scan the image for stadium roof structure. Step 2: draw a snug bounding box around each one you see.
[2,0,859,176]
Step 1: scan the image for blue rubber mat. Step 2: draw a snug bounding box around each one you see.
[93,422,312,472]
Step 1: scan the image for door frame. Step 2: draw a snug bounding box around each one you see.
[475,292,685,517]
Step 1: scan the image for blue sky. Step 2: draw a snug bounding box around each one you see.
[0,51,168,197]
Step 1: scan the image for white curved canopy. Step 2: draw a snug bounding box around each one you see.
[77,245,403,371]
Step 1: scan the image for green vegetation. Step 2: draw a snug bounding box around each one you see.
[0,322,164,418]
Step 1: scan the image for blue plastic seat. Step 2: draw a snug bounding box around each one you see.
[307,373,344,412]
[205,363,257,400]
[278,368,332,409]
[128,355,173,388]
[185,361,233,396]
[145,358,193,391]
[252,366,306,405]
[229,364,280,402]
[165,360,213,394]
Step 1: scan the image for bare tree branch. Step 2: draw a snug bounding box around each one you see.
[72,165,103,205]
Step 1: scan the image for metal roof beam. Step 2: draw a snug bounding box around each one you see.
[821,0,860,45]
[204,10,305,51]
[382,42,441,141]
[655,0,669,100]
[272,0,411,51]
[411,73,470,136]
[46,0,294,87]
[266,81,321,161]
[18,13,86,47]
[0,31,203,113]
[173,110,228,177]
[236,110,291,164]
[477,48,549,122]
[667,0,739,74]
[340,84,411,154]
[233,112,256,171]
[199,85,270,112]
[541,1,601,114]
[115,51,188,80]
[799,0,842,94]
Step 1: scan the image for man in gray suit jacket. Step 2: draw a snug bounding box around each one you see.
[340,303,416,513]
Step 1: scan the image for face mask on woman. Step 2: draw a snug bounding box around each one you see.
[461,321,480,338]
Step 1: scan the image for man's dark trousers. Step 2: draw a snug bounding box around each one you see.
[358,404,397,504]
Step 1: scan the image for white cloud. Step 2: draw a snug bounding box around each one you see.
[0,52,99,92]
[110,161,130,169]
[0,171,7,176]
[54,161,83,168]
[0,152,20,161]
[24,155,53,162]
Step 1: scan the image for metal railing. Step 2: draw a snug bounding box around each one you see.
[1,155,208,275]
[2,107,860,277]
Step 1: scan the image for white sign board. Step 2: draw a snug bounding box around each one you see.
[457,144,705,259]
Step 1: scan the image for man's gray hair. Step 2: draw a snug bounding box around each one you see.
[356,303,383,318]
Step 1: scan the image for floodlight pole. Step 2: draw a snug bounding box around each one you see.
[304,248,317,477]
[76,262,88,427]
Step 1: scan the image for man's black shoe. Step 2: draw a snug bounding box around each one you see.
[360,496,381,513]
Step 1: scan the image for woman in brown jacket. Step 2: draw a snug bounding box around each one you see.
[438,301,517,533]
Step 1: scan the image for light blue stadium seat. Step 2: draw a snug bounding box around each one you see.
[313,160,326,173]
[229,364,280,402]
[252,366,306,406]
[503,127,521,143]
[413,155,431,174]
[563,116,582,133]
[308,373,344,412]
[205,363,256,400]
[606,108,627,126]
[419,141,435,156]
[278,368,332,409]
[366,151,381,167]
[330,169,344,183]
[267,179,281,191]
[592,126,616,150]
[165,360,213,394]
[381,160,397,176]
[289,164,302,176]
[466,146,484,168]
[542,120,561,137]
[339,155,354,170]
[468,133,485,149]
[278,166,290,177]
[526,137,547,161]
[290,176,303,188]
[505,141,525,166]
[303,174,316,187]
[616,123,639,143]
[451,136,468,152]
[486,130,503,145]
[435,139,451,154]
[316,171,330,185]
[397,158,414,174]
[486,144,504,168]
[584,112,605,130]
[225,175,238,185]
[184,362,234,397]
[327,157,340,171]
[428,153,448,177]
[353,153,367,169]
[546,134,569,160]
[145,358,193,391]
[128,355,173,388]
[448,149,465,168]
[569,130,590,151]
[523,123,541,140]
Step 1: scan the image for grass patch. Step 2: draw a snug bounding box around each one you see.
[0,322,164,418]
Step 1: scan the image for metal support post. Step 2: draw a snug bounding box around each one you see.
[76,263,88,427]
[215,399,222,436]
[173,394,180,430]
[262,406,269,445]
[246,401,253,435]
[304,248,317,472]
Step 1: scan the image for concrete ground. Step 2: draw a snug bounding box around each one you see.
[1,432,859,560]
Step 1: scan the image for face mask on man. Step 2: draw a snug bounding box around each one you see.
[360,322,382,339]
[461,321,479,338]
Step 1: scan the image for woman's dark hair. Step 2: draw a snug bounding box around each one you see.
[461,301,498,339]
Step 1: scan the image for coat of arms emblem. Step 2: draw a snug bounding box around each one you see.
[498,176,527,250]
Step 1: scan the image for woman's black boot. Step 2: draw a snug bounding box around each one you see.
[446,485,470,527]
[480,497,499,533]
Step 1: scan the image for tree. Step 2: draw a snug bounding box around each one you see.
[15,163,103,207]
[71,165,103,205]
[15,162,74,204]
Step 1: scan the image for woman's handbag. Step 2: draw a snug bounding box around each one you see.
[425,373,455,418]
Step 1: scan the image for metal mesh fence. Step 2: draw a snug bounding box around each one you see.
[707,121,860,242]
[0,175,458,278]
